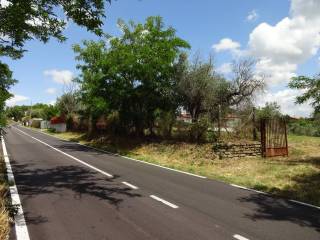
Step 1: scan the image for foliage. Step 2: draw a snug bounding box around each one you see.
[177,57,264,124]
[256,102,282,120]
[289,75,320,114]
[6,103,58,121]
[0,63,17,125]
[74,16,190,135]
[288,118,320,137]
[189,115,211,142]
[0,0,110,59]
[56,92,79,117]
[0,0,111,126]
[177,54,228,123]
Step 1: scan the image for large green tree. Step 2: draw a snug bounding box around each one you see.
[0,0,111,125]
[74,16,190,135]
[289,75,320,114]
[0,63,16,125]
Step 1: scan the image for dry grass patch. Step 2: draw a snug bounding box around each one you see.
[0,157,10,240]
[44,130,320,206]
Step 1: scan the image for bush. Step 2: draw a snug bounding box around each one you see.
[47,128,56,133]
[288,119,320,137]
[190,117,210,142]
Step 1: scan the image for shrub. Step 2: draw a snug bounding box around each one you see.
[47,128,56,133]
[190,116,210,142]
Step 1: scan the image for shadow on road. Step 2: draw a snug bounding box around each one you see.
[238,193,320,232]
[11,162,141,208]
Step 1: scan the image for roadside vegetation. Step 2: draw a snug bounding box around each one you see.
[0,155,9,240]
[40,129,320,206]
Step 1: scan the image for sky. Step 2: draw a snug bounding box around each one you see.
[3,0,320,117]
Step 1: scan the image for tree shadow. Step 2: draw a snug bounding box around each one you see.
[238,193,320,232]
[11,162,141,209]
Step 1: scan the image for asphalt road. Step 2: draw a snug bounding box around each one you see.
[2,124,320,240]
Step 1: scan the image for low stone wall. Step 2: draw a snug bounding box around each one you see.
[213,142,261,159]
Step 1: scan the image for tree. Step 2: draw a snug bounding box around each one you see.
[289,75,320,114]
[177,57,263,123]
[256,102,282,120]
[177,54,227,123]
[1,0,110,59]
[0,63,16,125]
[0,0,111,125]
[74,16,190,136]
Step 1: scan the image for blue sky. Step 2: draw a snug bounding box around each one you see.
[4,0,320,116]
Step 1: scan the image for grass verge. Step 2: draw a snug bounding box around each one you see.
[43,129,320,206]
[0,154,10,240]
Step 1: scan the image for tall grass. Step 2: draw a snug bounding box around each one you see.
[0,156,9,240]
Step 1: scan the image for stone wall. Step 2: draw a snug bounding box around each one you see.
[213,142,261,159]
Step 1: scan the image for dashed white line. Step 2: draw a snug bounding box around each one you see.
[233,234,250,240]
[122,181,139,190]
[13,127,113,178]
[1,136,30,240]
[150,195,179,209]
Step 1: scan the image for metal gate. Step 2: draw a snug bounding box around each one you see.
[260,118,288,157]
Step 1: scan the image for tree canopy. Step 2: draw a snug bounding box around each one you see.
[289,75,320,114]
[0,0,111,125]
[1,0,110,59]
[74,16,190,135]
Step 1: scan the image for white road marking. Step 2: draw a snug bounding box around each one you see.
[290,199,320,210]
[122,181,139,190]
[233,234,250,240]
[150,195,179,209]
[13,127,113,178]
[230,184,268,195]
[1,136,30,240]
[22,125,206,179]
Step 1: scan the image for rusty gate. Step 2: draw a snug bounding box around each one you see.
[260,118,288,157]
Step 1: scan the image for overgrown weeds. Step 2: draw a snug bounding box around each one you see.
[0,156,10,240]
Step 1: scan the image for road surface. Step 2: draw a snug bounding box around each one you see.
[2,124,320,240]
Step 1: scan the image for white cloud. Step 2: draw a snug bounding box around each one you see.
[45,88,57,95]
[49,100,56,105]
[44,69,73,85]
[6,95,29,107]
[247,10,258,22]
[217,63,232,75]
[249,0,320,86]
[255,89,313,117]
[212,38,241,53]
[0,0,11,8]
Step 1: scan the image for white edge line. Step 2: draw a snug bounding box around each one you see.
[233,234,250,240]
[150,195,179,209]
[230,184,268,195]
[230,184,320,210]
[13,127,113,178]
[122,181,139,190]
[19,125,206,179]
[290,199,320,210]
[1,136,30,240]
